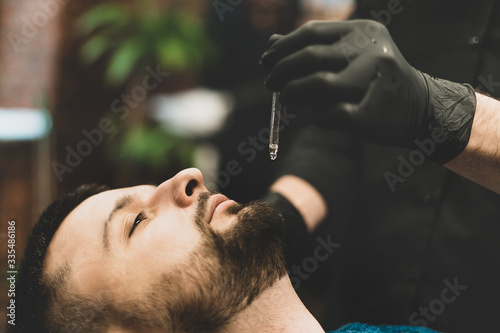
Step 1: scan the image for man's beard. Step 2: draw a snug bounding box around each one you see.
[143,192,288,332]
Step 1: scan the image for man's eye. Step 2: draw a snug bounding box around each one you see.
[129,211,146,237]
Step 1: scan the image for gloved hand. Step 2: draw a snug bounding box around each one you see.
[260,20,477,164]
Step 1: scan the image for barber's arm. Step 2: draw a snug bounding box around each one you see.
[260,20,500,193]
[444,93,500,193]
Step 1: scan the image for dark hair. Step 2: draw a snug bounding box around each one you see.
[9,184,109,333]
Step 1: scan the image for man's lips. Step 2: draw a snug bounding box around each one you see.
[207,194,236,224]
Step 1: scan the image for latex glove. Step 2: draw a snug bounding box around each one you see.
[260,20,476,163]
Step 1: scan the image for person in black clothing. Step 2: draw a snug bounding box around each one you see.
[259,2,500,332]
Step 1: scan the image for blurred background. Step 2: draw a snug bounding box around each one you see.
[0,0,353,330]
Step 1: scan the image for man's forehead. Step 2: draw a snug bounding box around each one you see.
[70,184,155,221]
[65,185,152,227]
[44,185,154,274]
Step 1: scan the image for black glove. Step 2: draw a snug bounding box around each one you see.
[260,20,477,164]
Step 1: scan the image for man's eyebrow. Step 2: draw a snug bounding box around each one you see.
[103,194,137,251]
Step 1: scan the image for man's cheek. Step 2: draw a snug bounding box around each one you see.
[74,259,114,296]
[147,225,202,263]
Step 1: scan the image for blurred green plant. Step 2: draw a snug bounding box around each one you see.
[75,1,214,175]
[76,0,216,86]
[106,124,194,173]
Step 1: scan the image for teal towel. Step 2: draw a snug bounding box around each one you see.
[328,322,439,333]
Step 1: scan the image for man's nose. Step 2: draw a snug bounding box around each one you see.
[154,168,207,207]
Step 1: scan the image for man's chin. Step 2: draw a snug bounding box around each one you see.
[221,200,286,269]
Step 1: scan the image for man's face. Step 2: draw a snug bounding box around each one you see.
[45,168,286,331]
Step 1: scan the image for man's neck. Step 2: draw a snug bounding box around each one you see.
[215,277,324,333]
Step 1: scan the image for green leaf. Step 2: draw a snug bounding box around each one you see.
[105,38,143,86]
[75,3,130,36]
[79,35,110,64]
[157,37,190,70]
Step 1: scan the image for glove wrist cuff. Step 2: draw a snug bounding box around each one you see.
[262,192,312,266]
[415,72,477,164]
[261,192,305,228]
